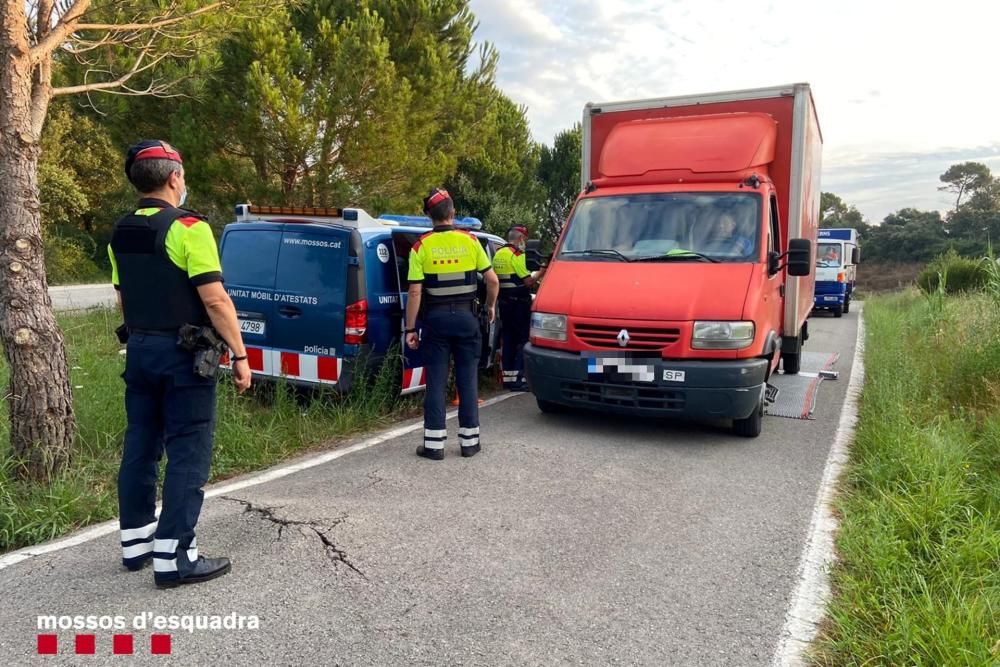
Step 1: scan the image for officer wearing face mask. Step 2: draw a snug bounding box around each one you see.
[492,225,545,391]
[109,140,251,589]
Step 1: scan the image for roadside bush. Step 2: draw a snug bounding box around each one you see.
[917,250,989,294]
[44,230,104,285]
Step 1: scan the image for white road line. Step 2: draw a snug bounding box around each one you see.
[772,307,866,666]
[0,392,519,571]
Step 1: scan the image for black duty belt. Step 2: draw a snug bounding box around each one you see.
[423,300,476,312]
[129,328,178,338]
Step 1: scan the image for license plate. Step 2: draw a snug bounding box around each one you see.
[662,370,686,383]
[824,296,838,302]
[585,355,655,383]
[239,319,266,335]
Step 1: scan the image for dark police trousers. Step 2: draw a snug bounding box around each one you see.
[499,298,531,388]
[117,332,216,582]
[421,305,481,452]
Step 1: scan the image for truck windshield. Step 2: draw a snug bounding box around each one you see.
[558,193,761,262]
[817,242,842,267]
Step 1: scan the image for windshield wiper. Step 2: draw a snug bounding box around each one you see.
[633,251,720,263]
[560,249,632,262]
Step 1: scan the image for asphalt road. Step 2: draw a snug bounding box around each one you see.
[49,284,116,312]
[0,310,860,666]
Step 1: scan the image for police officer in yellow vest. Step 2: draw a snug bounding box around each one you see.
[110,140,251,588]
[405,188,499,460]
[492,225,546,390]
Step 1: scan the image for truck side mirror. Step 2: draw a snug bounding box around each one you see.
[525,239,544,272]
[786,239,812,276]
[767,251,781,276]
[852,247,860,265]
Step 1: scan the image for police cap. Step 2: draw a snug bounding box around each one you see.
[124,140,183,184]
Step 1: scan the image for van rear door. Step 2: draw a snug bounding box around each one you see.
[219,224,280,369]
[391,231,426,394]
[270,224,352,385]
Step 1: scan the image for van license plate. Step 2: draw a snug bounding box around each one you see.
[239,319,266,335]
[662,370,686,383]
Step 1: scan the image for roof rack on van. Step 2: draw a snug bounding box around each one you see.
[234,204,399,228]
[378,213,483,230]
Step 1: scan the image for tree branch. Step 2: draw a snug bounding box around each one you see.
[72,3,223,33]
[50,47,172,96]
[31,0,90,60]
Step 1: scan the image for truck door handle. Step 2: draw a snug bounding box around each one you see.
[278,306,302,318]
[779,285,785,297]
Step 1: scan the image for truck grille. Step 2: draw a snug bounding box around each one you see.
[573,323,681,350]
[561,381,685,412]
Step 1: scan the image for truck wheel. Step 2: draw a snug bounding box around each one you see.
[536,399,565,414]
[833,305,843,318]
[843,297,851,314]
[782,352,801,375]
[733,391,763,438]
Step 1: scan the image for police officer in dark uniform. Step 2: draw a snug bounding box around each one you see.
[109,140,252,588]
[405,188,499,460]
[492,225,545,391]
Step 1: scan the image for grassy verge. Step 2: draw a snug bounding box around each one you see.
[1,309,498,553]
[812,291,1000,664]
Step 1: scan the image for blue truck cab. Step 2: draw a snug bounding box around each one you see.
[813,228,859,317]
[218,204,504,394]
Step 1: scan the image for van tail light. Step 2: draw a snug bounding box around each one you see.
[837,272,846,283]
[345,299,368,345]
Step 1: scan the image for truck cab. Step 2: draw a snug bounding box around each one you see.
[218,205,503,395]
[524,84,821,437]
[813,228,859,317]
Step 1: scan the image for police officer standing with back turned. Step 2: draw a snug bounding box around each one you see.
[492,225,546,391]
[109,140,252,588]
[405,188,499,460]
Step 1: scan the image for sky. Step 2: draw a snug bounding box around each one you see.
[467,0,1000,223]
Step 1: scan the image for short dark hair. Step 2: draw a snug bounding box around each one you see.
[426,198,455,223]
[129,159,181,194]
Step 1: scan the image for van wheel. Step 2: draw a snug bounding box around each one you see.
[843,297,851,314]
[733,390,763,438]
[537,399,565,414]
[833,305,843,318]
[782,351,801,375]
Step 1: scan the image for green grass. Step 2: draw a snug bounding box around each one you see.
[811,291,1000,665]
[0,309,496,553]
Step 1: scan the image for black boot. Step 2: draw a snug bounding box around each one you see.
[416,445,444,461]
[461,444,481,458]
[155,556,231,589]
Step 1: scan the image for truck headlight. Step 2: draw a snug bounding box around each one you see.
[530,312,567,342]
[692,321,755,349]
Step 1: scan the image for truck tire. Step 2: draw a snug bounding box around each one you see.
[833,305,843,318]
[536,399,566,414]
[732,390,764,438]
[782,351,801,375]
[843,297,851,314]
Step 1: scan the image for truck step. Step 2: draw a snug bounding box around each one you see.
[765,383,780,405]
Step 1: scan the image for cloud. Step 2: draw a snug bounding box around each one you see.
[467,0,1000,219]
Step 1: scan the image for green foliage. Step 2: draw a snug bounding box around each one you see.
[939,161,993,209]
[819,191,870,239]
[917,250,990,294]
[537,124,582,247]
[43,232,105,285]
[814,293,1000,664]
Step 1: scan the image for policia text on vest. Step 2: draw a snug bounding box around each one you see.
[109,140,251,590]
[405,188,500,461]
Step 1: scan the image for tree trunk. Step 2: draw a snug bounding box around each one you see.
[0,45,76,480]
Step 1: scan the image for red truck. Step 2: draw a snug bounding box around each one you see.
[524,83,821,437]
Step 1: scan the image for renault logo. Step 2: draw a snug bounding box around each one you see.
[617,329,630,347]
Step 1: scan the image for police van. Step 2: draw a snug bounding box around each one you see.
[218,205,504,395]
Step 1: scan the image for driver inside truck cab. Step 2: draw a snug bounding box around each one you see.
[700,212,754,257]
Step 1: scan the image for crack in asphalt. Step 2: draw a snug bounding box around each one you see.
[222,496,366,578]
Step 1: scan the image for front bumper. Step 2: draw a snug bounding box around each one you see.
[524,343,767,420]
